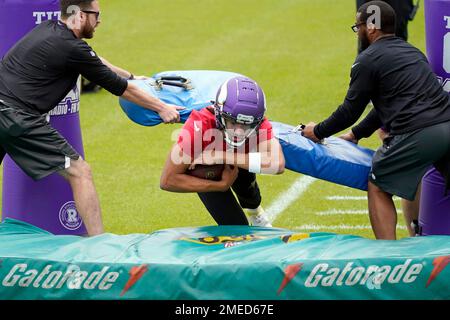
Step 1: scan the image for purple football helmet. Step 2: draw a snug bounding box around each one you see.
[214,76,266,148]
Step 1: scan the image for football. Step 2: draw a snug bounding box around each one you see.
[186,164,225,181]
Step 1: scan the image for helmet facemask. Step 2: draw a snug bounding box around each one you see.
[220,112,263,148]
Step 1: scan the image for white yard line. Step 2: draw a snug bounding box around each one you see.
[326,196,367,201]
[265,177,404,232]
[266,176,316,223]
[294,224,407,231]
[326,195,401,201]
[316,209,402,216]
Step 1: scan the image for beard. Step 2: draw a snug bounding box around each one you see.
[358,32,371,52]
[81,21,95,39]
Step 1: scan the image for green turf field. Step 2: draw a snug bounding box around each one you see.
[0,0,427,238]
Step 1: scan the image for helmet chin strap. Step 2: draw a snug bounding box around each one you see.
[223,126,258,148]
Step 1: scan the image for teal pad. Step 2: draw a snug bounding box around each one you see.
[0,219,449,300]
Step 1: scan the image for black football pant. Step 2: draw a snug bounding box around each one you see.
[197,168,262,225]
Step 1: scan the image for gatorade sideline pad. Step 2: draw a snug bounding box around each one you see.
[120,70,374,190]
[0,219,448,300]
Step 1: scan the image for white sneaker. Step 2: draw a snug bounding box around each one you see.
[246,206,272,227]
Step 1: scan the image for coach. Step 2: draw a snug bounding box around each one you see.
[0,0,182,236]
[302,1,450,240]
[356,0,417,52]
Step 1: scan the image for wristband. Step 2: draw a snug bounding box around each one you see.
[248,152,262,174]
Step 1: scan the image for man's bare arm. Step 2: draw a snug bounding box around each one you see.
[121,82,184,123]
[99,56,134,79]
[160,144,238,192]
[195,138,285,175]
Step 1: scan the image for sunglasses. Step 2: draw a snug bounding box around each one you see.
[82,10,101,20]
[351,22,365,33]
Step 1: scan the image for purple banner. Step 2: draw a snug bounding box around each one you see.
[1,0,87,235]
[0,0,61,58]
[425,0,450,91]
[420,0,450,236]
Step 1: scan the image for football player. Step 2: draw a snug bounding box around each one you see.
[160,76,285,227]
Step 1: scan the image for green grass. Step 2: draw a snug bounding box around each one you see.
[0,0,426,238]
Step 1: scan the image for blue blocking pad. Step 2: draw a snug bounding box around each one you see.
[119,70,374,191]
[119,70,242,126]
[272,121,375,191]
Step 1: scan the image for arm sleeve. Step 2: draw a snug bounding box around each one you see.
[313,61,374,140]
[257,118,273,143]
[351,108,383,140]
[177,118,195,157]
[67,41,128,96]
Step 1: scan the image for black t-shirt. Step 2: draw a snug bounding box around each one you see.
[314,36,450,140]
[0,20,128,114]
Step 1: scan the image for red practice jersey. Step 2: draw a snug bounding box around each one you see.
[177,107,273,160]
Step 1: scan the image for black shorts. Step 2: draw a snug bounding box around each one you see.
[197,169,261,225]
[369,121,450,200]
[0,103,80,180]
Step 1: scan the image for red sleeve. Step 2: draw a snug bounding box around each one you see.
[177,113,196,160]
[257,118,273,143]
[177,110,206,161]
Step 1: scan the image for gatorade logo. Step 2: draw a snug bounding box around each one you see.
[2,264,119,290]
[33,11,61,25]
[426,255,450,288]
[304,259,423,288]
[278,257,449,294]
